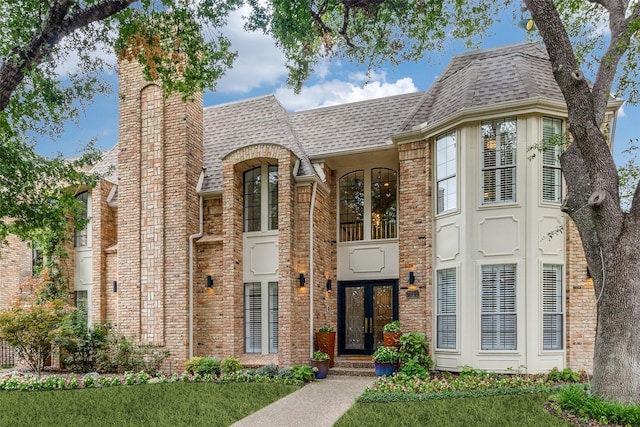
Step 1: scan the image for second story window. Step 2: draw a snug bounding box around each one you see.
[244,165,278,233]
[339,167,398,242]
[74,191,89,247]
[371,168,397,239]
[542,117,563,203]
[482,118,516,204]
[436,131,457,214]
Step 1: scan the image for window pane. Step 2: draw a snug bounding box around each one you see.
[339,170,364,241]
[542,117,563,203]
[243,168,261,232]
[268,282,278,353]
[371,168,397,239]
[268,166,278,230]
[481,264,517,350]
[542,264,563,350]
[437,268,457,349]
[244,283,262,353]
[74,192,89,247]
[436,132,457,214]
[74,290,88,325]
[481,119,517,204]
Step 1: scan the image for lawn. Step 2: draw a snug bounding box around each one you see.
[335,392,572,426]
[0,382,299,427]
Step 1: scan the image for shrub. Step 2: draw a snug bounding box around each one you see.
[57,312,110,372]
[398,359,429,378]
[221,357,242,374]
[184,356,221,376]
[372,346,400,364]
[277,367,294,379]
[398,332,434,371]
[553,386,640,426]
[96,333,170,373]
[256,364,279,378]
[547,367,582,383]
[292,365,315,382]
[318,325,334,332]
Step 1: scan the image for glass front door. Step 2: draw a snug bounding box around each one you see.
[338,280,398,355]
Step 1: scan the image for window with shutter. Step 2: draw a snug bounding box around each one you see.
[436,131,457,214]
[481,119,517,204]
[245,281,279,354]
[542,264,563,350]
[542,117,563,203]
[481,264,517,350]
[437,268,457,349]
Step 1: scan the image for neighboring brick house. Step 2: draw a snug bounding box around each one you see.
[1,42,622,373]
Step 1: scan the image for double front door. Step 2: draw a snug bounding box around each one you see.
[338,280,398,355]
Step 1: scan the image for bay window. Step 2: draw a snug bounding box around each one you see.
[482,118,516,204]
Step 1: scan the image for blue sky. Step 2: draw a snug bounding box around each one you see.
[38,7,637,167]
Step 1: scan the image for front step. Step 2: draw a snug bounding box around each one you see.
[330,356,376,377]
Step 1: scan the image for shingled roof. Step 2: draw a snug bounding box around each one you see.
[402,42,563,130]
[94,42,567,195]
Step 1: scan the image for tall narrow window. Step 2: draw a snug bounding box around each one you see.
[339,170,364,241]
[481,264,517,350]
[437,268,457,349]
[244,165,278,232]
[542,264,563,350]
[542,117,563,203]
[74,191,89,247]
[245,282,279,354]
[436,131,457,213]
[74,290,89,325]
[371,168,397,239]
[482,118,516,204]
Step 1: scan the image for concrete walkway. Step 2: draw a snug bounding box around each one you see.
[231,376,375,427]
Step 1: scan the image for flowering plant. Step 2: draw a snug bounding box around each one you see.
[373,346,400,364]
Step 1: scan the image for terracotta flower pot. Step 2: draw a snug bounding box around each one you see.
[316,331,336,368]
[383,332,401,348]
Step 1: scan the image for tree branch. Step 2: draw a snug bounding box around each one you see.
[0,0,136,112]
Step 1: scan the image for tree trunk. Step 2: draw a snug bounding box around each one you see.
[590,227,640,404]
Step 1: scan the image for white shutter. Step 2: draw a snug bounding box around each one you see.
[481,265,517,350]
[542,265,563,350]
[437,268,457,349]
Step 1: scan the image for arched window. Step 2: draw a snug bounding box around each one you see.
[371,168,397,239]
[243,165,278,232]
[339,170,364,241]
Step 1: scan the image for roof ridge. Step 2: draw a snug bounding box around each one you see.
[289,90,422,116]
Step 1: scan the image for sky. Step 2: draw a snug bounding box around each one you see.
[37,7,638,167]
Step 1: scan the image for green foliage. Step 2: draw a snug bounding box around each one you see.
[372,346,400,364]
[277,367,294,379]
[546,367,582,383]
[292,365,315,383]
[255,364,279,378]
[0,273,75,374]
[57,312,111,373]
[184,356,221,376]
[553,385,640,426]
[318,325,334,332]
[618,142,640,211]
[382,320,402,333]
[397,359,429,378]
[311,351,330,361]
[398,332,434,371]
[96,333,170,374]
[220,357,242,375]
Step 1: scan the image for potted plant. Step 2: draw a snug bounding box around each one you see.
[382,320,402,347]
[310,350,331,379]
[315,325,336,367]
[372,346,400,376]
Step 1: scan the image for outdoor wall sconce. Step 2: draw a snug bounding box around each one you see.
[409,271,415,285]
[299,273,306,287]
[112,281,118,293]
[326,279,332,292]
[206,275,214,289]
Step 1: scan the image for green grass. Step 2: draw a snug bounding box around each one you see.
[335,392,572,427]
[0,382,299,427]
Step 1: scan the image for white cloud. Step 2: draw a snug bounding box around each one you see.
[275,76,418,111]
[213,8,288,93]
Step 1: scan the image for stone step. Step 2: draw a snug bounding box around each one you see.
[329,366,376,377]
[333,358,373,370]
